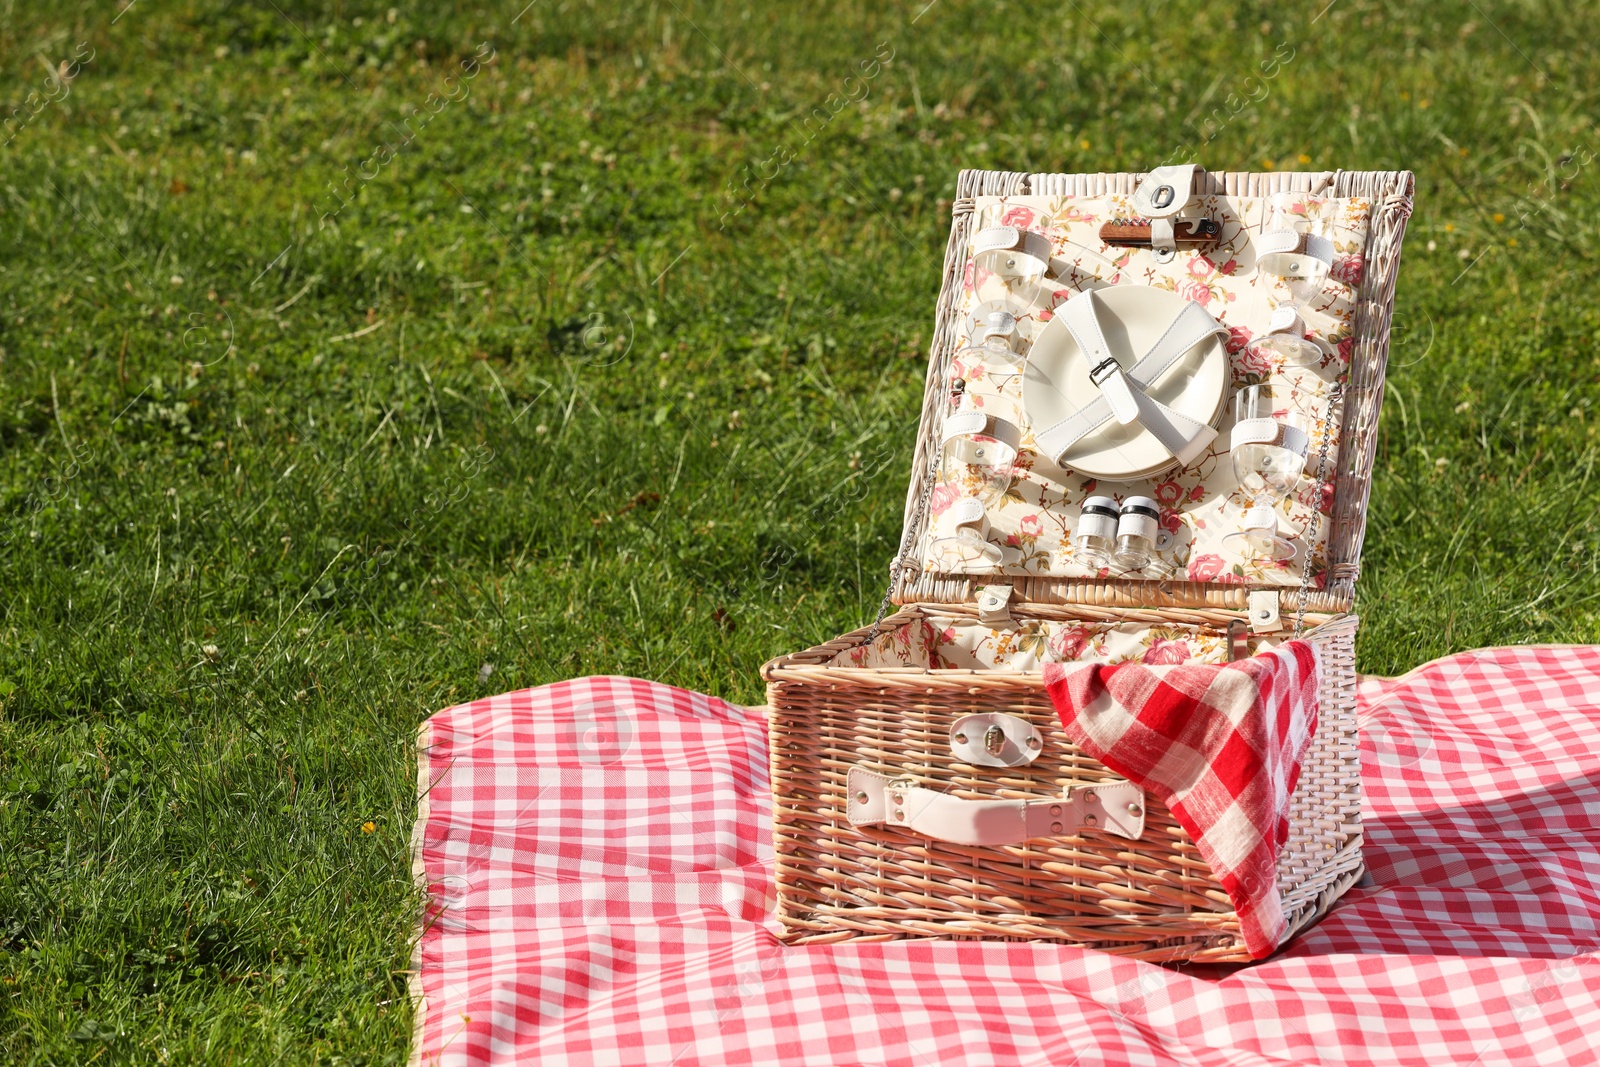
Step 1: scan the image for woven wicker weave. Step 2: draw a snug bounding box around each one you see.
[764,168,1413,960]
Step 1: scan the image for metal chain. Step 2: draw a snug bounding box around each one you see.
[1293,382,1342,637]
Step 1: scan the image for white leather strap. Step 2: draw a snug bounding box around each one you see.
[1034,291,1227,468]
[1248,589,1283,633]
[1230,417,1309,457]
[1257,229,1334,266]
[1134,164,1200,260]
[1241,504,1278,533]
[943,409,988,438]
[943,389,1025,453]
[1139,298,1232,382]
[1131,164,1198,219]
[1149,216,1176,257]
[974,583,1014,623]
[941,408,1023,455]
[1089,358,1143,426]
[971,225,1022,255]
[847,767,1147,845]
[946,496,986,528]
[1058,294,1139,426]
[971,226,1053,281]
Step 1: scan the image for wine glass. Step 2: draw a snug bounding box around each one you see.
[1222,384,1312,561]
[927,406,1019,572]
[961,309,1026,369]
[1253,193,1333,367]
[971,225,1052,287]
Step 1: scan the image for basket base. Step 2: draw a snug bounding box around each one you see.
[765,606,1364,960]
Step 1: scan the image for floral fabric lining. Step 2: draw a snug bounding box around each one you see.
[923,192,1373,588]
[834,616,1283,672]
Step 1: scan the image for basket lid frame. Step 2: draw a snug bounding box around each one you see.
[888,167,1415,614]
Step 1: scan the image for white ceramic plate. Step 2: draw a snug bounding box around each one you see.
[1022,286,1228,481]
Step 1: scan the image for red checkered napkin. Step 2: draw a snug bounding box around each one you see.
[1044,640,1321,957]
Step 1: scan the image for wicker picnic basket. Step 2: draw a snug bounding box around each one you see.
[763,166,1414,961]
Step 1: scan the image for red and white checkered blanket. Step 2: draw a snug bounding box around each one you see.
[412,647,1600,1066]
[1044,641,1321,957]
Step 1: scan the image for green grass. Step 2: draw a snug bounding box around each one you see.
[1,0,1598,1061]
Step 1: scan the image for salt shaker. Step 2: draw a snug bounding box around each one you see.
[1072,496,1120,569]
[1114,496,1162,572]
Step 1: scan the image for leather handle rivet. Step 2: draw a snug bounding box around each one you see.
[1051,822,1063,834]
[855,791,869,804]
[1127,803,1143,817]
[1084,814,1098,826]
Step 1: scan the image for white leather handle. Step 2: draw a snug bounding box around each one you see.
[846,767,1146,845]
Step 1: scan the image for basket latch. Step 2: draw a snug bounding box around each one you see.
[1098,162,1214,262]
[950,712,1043,767]
[975,583,1014,625]
[1248,589,1283,633]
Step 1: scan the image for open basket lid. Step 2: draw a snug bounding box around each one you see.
[887,166,1415,616]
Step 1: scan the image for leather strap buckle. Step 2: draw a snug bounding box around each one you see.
[1087,356,1141,426]
[1087,356,1121,385]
